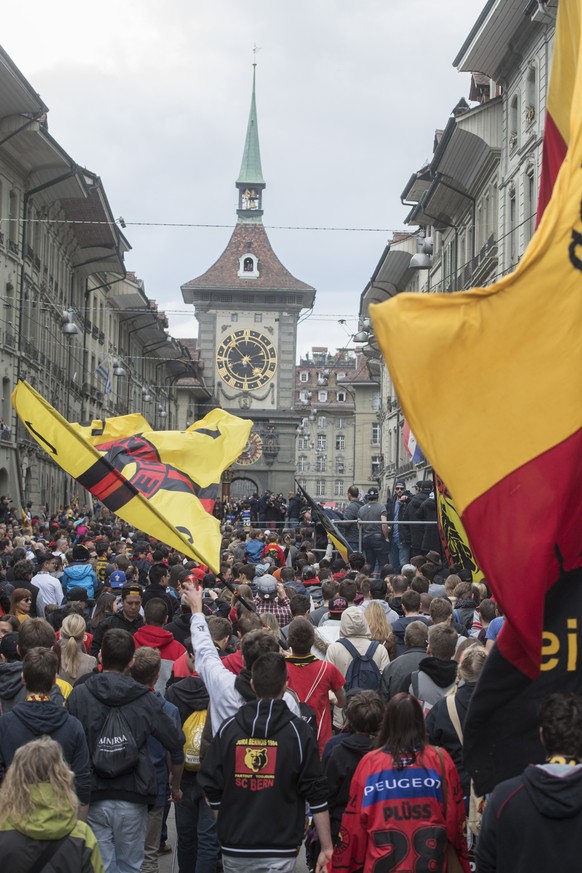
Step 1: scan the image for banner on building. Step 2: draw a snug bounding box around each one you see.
[369,0,582,791]
[12,381,251,571]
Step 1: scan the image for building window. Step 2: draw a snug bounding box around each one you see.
[299,372,309,382]
[317,434,327,451]
[525,165,536,244]
[336,434,345,451]
[509,186,517,267]
[317,415,327,428]
[336,458,345,474]
[316,456,327,473]
[336,417,345,429]
[316,479,326,497]
[299,390,310,403]
[8,190,18,246]
[254,313,262,323]
[297,478,307,491]
[372,391,381,410]
[318,390,327,402]
[337,372,346,381]
[237,252,259,278]
[372,423,381,445]
[371,456,381,477]
[335,479,344,496]
[298,435,309,450]
[231,313,239,322]
[298,455,308,472]
[526,63,537,125]
[509,94,519,150]
[337,391,346,403]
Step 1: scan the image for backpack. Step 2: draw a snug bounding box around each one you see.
[338,639,381,691]
[92,705,139,778]
[445,695,486,836]
[183,708,208,772]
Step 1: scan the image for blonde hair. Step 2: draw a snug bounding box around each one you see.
[0,736,78,825]
[259,612,280,640]
[444,574,462,598]
[366,602,396,650]
[459,642,487,682]
[60,613,87,679]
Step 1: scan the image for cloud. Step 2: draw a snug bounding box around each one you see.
[3,0,486,356]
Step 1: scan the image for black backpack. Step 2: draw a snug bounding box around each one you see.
[338,639,382,691]
[92,705,139,778]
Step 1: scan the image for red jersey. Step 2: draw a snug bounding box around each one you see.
[221,649,244,675]
[172,651,195,678]
[332,745,469,873]
[285,654,345,754]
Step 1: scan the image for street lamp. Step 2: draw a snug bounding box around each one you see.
[61,308,79,336]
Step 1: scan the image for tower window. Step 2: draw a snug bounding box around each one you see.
[237,252,259,278]
[254,313,262,323]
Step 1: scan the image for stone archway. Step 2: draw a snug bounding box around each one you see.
[230,477,259,502]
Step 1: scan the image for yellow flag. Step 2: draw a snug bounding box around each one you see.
[370,0,582,679]
[12,381,251,571]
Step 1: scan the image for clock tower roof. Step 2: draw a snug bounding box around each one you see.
[236,65,264,188]
[181,222,315,303]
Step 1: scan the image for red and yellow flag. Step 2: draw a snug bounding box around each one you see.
[12,381,251,571]
[371,0,582,681]
[537,0,580,220]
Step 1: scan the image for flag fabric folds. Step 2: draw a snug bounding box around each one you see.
[295,481,351,563]
[537,0,579,221]
[433,474,484,585]
[12,381,251,571]
[96,362,112,395]
[370,0,582,792]
[402,419,423,463]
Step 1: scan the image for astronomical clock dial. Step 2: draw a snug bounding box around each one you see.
[236,431,263,466]
[217,329,277,390]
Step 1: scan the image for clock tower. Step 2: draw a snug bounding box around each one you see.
[181,67,315,498]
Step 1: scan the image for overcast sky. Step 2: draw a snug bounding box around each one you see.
[5,0,486,358]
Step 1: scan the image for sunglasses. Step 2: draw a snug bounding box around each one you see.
[19,597,32,603]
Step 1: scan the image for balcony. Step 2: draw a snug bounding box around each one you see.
[8,240,19,255]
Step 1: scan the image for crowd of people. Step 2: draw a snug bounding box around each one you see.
[0,491,578,873]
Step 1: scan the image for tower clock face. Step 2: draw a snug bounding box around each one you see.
[217,329,277,390]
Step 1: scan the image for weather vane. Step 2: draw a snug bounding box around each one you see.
[252,44,261,67]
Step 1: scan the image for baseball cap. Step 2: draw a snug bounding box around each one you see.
[253,562,271,578]
[0,632,19,662]
[328,595,348,617]
[109,570,127,589]
[366,487,379,500]
[256,574,278,600]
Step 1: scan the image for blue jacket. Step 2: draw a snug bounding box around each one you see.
[62,563,98,598]
[244,539,264,562]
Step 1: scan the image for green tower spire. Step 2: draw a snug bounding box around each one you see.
[236,65,266,221]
